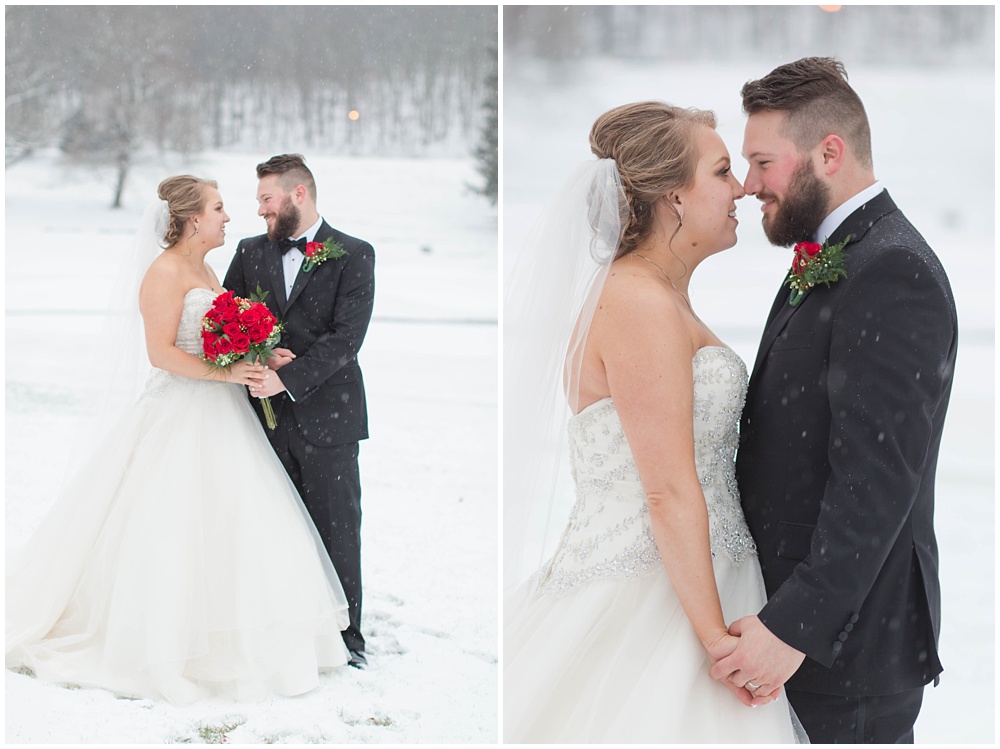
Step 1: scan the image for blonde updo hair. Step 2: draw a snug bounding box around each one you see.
[589,101,716,258]
[156,175,218,248]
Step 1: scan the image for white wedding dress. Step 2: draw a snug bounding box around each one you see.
[504,346,802,743]
[6,288,351,704]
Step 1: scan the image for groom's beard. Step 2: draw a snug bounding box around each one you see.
[760,160,831,247]
[267,196,302,242]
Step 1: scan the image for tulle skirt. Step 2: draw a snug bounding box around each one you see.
[504,554,803,743]
[6,372,350,704]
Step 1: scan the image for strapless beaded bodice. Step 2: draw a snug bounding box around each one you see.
[174,288,218,355]
[533,346,757,598]
[140,288,228,399]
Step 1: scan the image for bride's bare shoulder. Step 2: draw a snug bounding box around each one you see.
[139,253,186,304]
[597,266,685,326]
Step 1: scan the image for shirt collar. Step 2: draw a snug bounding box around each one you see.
[289,216,324,244]
[814,181,884,244]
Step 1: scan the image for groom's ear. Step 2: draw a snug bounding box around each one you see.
[818,134,846,175]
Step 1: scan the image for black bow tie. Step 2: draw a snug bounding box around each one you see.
[278,236,307,255]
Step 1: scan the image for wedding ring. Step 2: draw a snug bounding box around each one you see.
[746,681,761,691]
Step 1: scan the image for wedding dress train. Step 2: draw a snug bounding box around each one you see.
[504,347,802,742]
[6,288,350,704]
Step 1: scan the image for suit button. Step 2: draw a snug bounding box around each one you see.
[838,632,849,642]
[850,614,859,624]
[832,641,843,653]
[845,622,854,633]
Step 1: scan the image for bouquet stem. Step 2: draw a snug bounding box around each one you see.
[261,396,277,430]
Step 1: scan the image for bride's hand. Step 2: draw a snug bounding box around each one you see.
[704,632,740,664]
[225,361,268,387]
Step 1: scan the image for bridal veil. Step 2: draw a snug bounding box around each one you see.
[503,158,627,590]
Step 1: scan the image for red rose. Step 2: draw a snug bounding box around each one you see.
[247,324,269,344]
[216,308,238,326]
[240,306,262,326]
[223,322,243,338]
[230,333,251,353]
[305,241,323,258]
[792,241,822,275]
[202,333,220,358]
[215,336,233,355]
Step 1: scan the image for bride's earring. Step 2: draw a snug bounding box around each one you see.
[665,194,683,228]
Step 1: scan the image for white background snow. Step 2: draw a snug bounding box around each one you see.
[5,153,498,742]
[504,58,994,744]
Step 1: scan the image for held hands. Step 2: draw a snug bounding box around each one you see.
[266,347,296,370]
[250,369,286,398]
[704,632,778,707]
[709,615,805,707]
[226,361,268,388]
[248,346,292,397]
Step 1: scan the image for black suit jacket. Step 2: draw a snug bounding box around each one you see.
[736,190,957,696]
[224,220,375,446]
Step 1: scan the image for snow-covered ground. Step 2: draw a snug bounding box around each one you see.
[5,152,498,742]
[504,58,994,743]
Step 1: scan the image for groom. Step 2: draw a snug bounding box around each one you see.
[224,153,375,668]
[710,58,957,742]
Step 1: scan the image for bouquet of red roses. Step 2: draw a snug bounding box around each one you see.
[200,286,283,429]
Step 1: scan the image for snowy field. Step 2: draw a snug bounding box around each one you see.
[5,152,498,742]
[504,58,995,743]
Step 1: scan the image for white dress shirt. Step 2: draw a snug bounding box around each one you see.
[281,216,324,298]
[814,181,884,245]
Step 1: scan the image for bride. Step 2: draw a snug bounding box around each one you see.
[6,175,351,704]
[503,102,803,742]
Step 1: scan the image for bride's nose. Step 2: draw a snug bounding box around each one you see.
[732,176,746,200]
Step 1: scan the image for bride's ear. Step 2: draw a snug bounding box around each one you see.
[662,192,683,209]
[661,193,684,225]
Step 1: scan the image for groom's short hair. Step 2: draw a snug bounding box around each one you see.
[257,154,317,202]
[741,57,873,169]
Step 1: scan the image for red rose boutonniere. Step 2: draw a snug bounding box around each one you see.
[785,235,850,307]
[303,237,346,272]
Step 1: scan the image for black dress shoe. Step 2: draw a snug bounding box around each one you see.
[348,650,367,669]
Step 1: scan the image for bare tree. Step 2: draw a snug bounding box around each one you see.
[4,7,75,165]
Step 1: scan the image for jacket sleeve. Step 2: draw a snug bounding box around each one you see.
[278,242,375,401]
[758,244,956,667]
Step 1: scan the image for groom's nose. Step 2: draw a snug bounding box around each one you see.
[742,170,763,197]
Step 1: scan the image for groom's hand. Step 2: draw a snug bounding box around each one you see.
[251,370,286,398]
[709,616,805,704]
[266,347,296,370]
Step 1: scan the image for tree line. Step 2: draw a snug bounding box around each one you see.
[6,6,497,206]
[504,5,993,67]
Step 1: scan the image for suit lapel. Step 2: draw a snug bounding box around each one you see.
[748,189,898,384]
[264,239,289,314]
[286,220,334,311]
[749,282,808,382]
